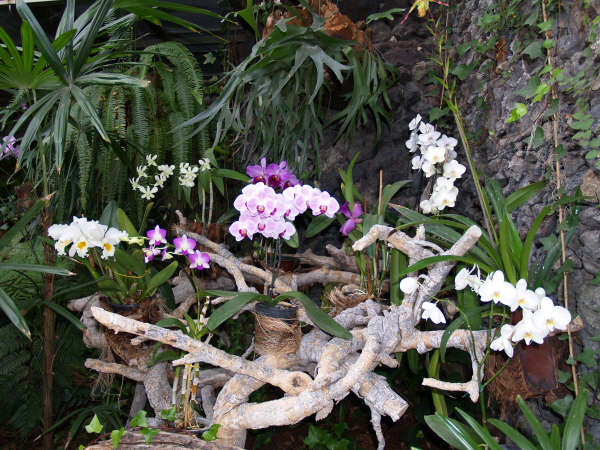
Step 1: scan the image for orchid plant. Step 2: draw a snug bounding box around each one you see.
[48,216,182,304]
[199,159,351,339]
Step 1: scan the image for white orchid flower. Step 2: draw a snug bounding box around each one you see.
[145,154,158,166]
[443,160,466,180]
[140,185,158,200]
[423,145,445,164]
[479,271,517,305]
[158,164,175,177]
[533,297,571,332]
[399,277,419,294]
[512,310,548,345]
[409,114,422,131]
[136,165,148,178]
[513,279,539,311]
[418,122,435,134]
[421,301,446,324]
[490,324,515,357]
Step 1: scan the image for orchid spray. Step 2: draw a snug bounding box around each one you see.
[230,158,339,293]
[405,114,466,214]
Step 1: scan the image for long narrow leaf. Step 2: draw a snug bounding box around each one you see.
[397,255,493,278]
[517,395,553,450]
[43,300,85,330]
[0,263,73,276]
[71,84,110,142]
[17,0,69,84]
[439,305,489,362]
[72,0,113,75]
[488,418,538,450]
[561,389,588,450]
[506,181,546,212]
[0,199,45,250]
[53,89,71,169]
[0,287,31,339]
[456,409,502,450]
[274,291,352,339]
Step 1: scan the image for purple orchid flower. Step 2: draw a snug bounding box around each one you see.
[146,225,167,246]
[265,161,290,189]
[188,251,210,270]
[173,234,196,255]
[339,202,363,236]
[246,157,268,184]
[143,246,161,263]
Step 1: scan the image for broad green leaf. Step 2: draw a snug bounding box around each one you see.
[160,406,177,421]
[206,292,262,330]
[507,103,527,123]
[499,215,517,283]
[306,215,336,238]
[130,410,148,428]
[562,389,587,450]
[488,418,537,450]
[155,317,187,332]
[380,180,409,216]
[523,40,543,59]
[274,291,352,339]
[85,414,103,434]
[142,261,177,297]
[140,427,159,444]
[114,248,145,276]
[284,231,299,249]
[117,208,138,237]
[111,427,125,449]
[201,424,220,442]
[424,414,482,450]
[0,287,31,339]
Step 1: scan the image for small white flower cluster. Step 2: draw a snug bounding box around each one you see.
[130,154,175,200]
[48,217,128,260]
[398,267,572,358]
[178,158,211,188]
[456,267,572,357]
[406,114,466,214]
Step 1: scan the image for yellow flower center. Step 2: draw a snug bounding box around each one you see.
[103,243,113,252]
[493,291,501,299]
[77,241,87,250]
[524,332,532,340]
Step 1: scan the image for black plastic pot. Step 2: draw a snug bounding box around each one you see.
[255,302,297,320]
[101,296,137,313]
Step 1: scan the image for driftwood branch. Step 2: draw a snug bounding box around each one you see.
[80,221,503,449]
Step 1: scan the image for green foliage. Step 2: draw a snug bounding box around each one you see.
[427,390,589,450]
[183,10,396,174]
[202,423,221,442]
